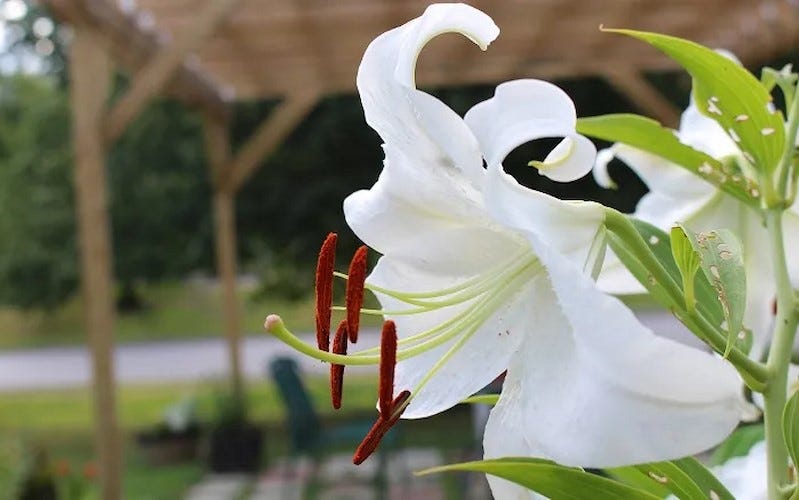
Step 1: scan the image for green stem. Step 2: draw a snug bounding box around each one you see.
[776,83,799,202]
[763,209,799,500]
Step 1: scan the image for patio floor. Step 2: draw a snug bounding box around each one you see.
[185,448,492,499]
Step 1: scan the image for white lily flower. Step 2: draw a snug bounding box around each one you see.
[595,96,799,358]
[337,3,743,494]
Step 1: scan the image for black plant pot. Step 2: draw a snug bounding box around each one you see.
[207,423,263,473]
[20,477,56,500]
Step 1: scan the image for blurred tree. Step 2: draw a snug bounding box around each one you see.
[0,73,214,310]
[0,74,77,309]
[108,100,212,310]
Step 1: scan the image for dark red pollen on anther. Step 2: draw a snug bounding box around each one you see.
[330,320,348,409]
[772,297,778,316]
[352,390,410,465]
[379,320,397,415]
[346,245,368,343]
[315,233,337,352]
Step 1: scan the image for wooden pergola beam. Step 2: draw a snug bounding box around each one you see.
[602,68,682,127]
[46,0,229,122]
[224,92,320,193]
[104,0,240,143]
[69,24,122,500]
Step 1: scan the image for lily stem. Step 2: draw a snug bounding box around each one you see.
[763,208,799,500]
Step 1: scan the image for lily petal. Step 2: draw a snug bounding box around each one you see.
[608,143,714,200]
[485,234,741,473]
[483,165,604,268]
[356,3,498,188]
[464,79,595,182]
[681,99,740,160]
[344,146,520,277]
[366,255,528,418]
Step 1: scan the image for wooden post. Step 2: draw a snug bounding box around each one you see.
[69,25,122,500]
[204,116,244,400]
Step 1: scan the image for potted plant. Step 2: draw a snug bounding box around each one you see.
[136,395,201,465]
[206,388,263,473]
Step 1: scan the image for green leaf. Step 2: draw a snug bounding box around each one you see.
[670,226,701,314]
[674,226,747,357]
[783,390,799,468]
[609,457,734,500]
[460,394,499,405]
[604,29,785,176]
[576,114,759,206]
[418,458,660,500]
[710,424,765,466]
[611,218,724,328]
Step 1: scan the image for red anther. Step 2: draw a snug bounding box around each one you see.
[315,233,337,352]
[379,320,397,415]
[346,245,368,343]
[352,415,387,465]
[772,297,778,316]
[352,390,410,465]
[330,320,348,410]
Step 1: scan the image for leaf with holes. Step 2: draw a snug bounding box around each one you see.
[418,458,660,499]
[608,457,734,500]
[783,390,799,468]
[603,29,785,175]
[674,225,746,358]
[576,114,758,206]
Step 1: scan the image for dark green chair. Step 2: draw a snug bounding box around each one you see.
[269,357,399,499]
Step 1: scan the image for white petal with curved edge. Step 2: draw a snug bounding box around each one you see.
[535,134,596,182]
[483,234,741,468]
[464,79,595,182]
[356,4,497,187]
[483,164,604,267]
[392,3,499,87]
[366,255,531,418]
[593,147,618,189]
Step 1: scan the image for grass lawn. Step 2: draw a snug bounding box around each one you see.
[0,281,383,350]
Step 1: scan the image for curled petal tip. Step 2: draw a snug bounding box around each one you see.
[264,314,283,332]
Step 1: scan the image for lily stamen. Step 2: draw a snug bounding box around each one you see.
[345,245,368,343]
[330,320,348,410]
[379,320,397,415]
[314,233,337,352]
[352,390,411,465]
